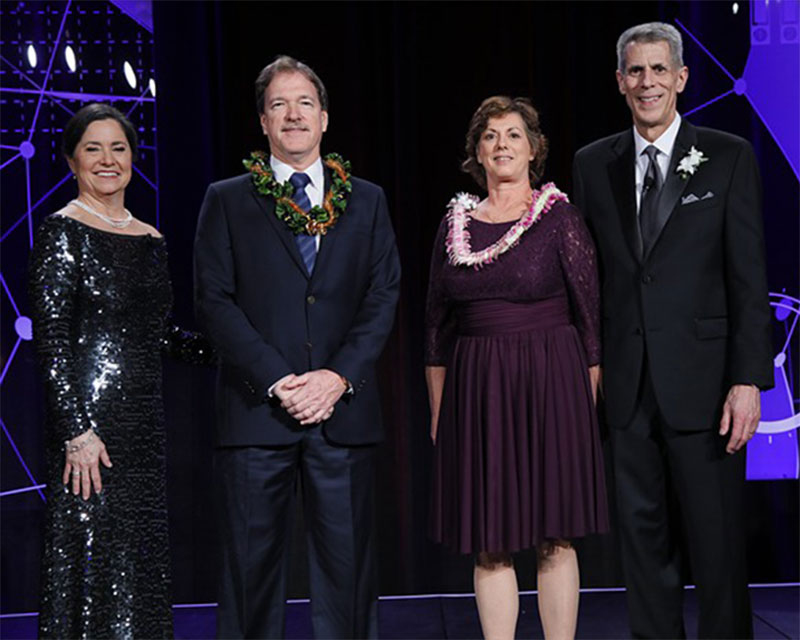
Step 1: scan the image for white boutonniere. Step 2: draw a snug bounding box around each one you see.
[676,146,708,180]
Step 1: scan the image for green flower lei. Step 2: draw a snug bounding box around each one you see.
[243,151,352,235]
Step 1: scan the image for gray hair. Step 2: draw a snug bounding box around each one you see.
[255,55,329,114]
[616,22,684,72]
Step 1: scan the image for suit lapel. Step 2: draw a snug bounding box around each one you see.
[608,131,642,262]
[249,182,309,278]
[310,168,339,283]
[645,119,696,260]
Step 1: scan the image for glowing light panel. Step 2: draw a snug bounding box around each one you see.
[64,44,76,72]
[123,60,137,89]
[25,43,37,67]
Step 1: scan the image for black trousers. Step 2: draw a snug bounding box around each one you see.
[610,369,753,639]
[214,426,378,639]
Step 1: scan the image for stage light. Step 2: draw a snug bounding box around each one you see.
[123,60,137,89]
[149,78,156,96]
[733,3,739,15]
[26,44,37,68]
[65,45,76,72]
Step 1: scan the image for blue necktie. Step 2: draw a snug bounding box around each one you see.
[289,172,317,274]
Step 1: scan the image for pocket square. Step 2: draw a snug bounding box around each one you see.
[681,193,700,205]
[701,191,715,200]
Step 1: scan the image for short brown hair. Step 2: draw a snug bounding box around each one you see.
[462,96,548,189]
[255,55,328,114]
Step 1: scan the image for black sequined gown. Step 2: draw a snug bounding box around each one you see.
[29,214,212,639]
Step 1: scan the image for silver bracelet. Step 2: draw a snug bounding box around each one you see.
[65,430,96,453]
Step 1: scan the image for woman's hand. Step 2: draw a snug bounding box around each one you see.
[62,429,112,500]
[430,413,440,445]
[425,366,447,446]
[589,365,602,406]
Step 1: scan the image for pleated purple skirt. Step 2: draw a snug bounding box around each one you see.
[430,297,609,554]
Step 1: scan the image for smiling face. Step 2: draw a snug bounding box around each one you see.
[616,40,688,141]
[476,112,535,186]
[67,119,132,198]
[259,71,329,169]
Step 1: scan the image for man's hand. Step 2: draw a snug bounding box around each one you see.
[271,373,299,400]
[719,384,761,454]
[279,369,346,425]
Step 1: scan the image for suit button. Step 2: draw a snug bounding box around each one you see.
[641,274,653,284]
[635,327,643,335]
[305,342,313,350]
[306,295,316,305]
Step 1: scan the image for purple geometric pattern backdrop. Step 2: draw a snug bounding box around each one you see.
[675,1,800,480]
[0,3,798,617]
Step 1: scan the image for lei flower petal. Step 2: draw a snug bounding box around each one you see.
[445,183,568,268]
[243,151,352,235]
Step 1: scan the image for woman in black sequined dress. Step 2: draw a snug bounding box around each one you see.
[29,104,212,639]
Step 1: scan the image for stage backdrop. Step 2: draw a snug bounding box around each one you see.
[1,0,798,613]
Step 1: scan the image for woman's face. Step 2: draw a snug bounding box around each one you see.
[68,119,132,199]
[476,112,534,186]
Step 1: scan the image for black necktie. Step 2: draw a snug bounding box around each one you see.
[639,145,663,256]
[289,172,317,274]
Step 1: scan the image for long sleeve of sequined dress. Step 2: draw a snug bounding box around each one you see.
[28,218,94,444]
[162,322,217,365]
[29,214,181,639]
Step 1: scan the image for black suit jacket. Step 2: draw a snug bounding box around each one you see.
[194,170,401,446]
[573,120,773,430]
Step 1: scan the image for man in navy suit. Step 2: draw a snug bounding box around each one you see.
[194,55,401,639]
[573,22,772,639]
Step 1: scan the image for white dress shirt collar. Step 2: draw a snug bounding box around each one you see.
[633,114,682,212]
[269,156,325,197]
[633,113,682,161]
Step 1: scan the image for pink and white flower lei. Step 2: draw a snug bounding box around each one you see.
[445,182,569,268]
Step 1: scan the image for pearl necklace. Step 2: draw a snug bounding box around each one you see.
[70,199,133,229]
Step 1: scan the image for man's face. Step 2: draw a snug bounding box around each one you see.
[260,71,328,168]
[616,40,688,140]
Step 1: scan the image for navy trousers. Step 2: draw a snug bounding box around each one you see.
[214,426,378,639]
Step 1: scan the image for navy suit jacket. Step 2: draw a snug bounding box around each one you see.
[194,169,401,446]
[573,120,773,430]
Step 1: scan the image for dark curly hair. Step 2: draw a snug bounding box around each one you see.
[462,96,549,189]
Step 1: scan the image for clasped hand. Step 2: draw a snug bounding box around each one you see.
[275,369,347,425]
[63,429,113,500]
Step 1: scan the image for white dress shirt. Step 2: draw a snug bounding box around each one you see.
[270,155,325,250]
[633,113,682,213]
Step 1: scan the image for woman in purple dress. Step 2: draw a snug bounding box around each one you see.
[425,96,609,639]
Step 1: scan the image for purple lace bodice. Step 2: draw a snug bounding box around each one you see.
[425,199,601,366]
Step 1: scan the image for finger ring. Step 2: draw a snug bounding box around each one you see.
[71,470,81,477]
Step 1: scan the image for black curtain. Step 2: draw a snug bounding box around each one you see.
[151,0,799,604]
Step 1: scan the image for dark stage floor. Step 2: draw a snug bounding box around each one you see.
[1,585,797,639]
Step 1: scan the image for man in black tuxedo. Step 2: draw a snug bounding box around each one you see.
[573,22,772,639]
[194,55,400,639]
